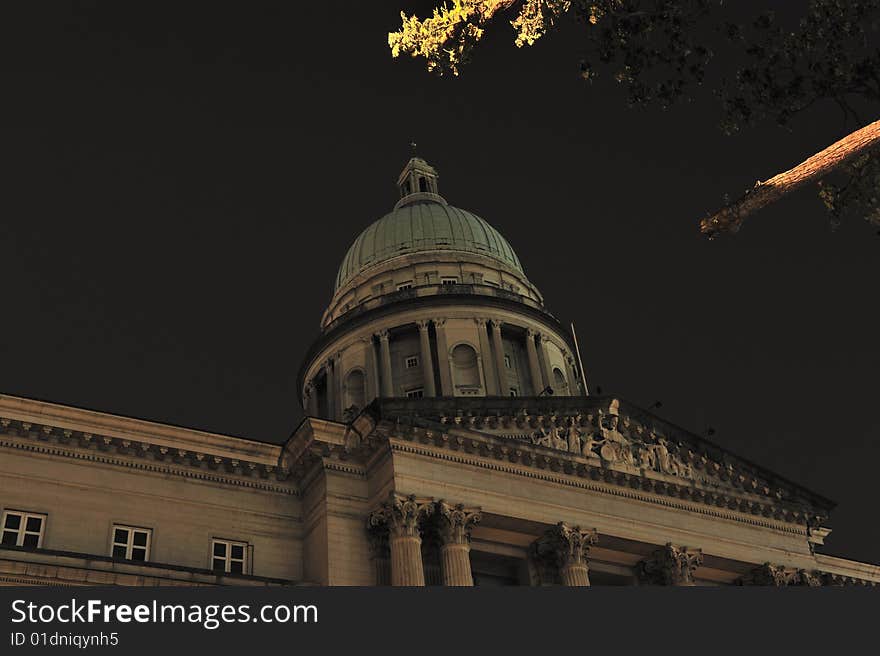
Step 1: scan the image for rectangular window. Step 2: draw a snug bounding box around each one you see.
[212,539,248,574]
[509,387,519,397]
[440,277,458,285]
[396,281,413,291]
[111,525,151,562]
[405,355,419,369]
[406,388,424,399]
[503,354,512,369]
[1,511,45,549]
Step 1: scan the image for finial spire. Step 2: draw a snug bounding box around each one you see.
[409,141,418,157]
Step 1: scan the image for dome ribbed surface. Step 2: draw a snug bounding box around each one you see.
[334,200,523,291]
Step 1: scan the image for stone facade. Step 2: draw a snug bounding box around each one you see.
[1,157,877,587]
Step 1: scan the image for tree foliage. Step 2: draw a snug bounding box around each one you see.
[389,0,880,236]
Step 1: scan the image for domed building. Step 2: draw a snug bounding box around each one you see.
[299,156,584,423]
[0,157,877,588]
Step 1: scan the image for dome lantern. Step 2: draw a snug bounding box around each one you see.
[395,156,445,209]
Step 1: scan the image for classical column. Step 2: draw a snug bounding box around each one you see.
[366,525,391,586]
[531,522,598,586]
[324,360,336,420]
[334,353,344,417]
[565,356,581,397]
[537,334,555,393]
[524,329,544,395]
[416,320,437,397]
[637,543,703,586]
[368,492,434,586]
[434,501,481,586]
[475,319,498,395]
[377,330,394,397]
[433,319,453,395]
[490,320,507,394]
[364,336,379,403]
[305,382,318,416]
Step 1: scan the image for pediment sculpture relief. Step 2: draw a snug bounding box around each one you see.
[530,417,694,479]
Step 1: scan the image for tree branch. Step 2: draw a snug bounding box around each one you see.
[700,118,880,238]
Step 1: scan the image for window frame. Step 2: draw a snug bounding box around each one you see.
[405,388,424,399]
[1,510,46,549]
[110,524,152,562]
[440,276,459,285]
[509,387,519,397]
[211,538,249,575]
[396,281,413,291]
[503,354,512,369]
[404,355,420,369]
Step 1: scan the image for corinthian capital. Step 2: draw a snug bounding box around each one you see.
[637,543,703,586]
[738,562,794,586]
[533,522,599,569]
[434,501,481,545]
[368,492,434,539]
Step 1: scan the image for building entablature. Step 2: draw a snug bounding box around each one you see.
[280,408,827,551]
[0,405,297,496]
[0,394,282,465]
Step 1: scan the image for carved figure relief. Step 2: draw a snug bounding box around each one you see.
[531,418,698,478]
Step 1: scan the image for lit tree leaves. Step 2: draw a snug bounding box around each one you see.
[389,0,880,234]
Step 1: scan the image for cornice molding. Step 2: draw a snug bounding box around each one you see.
[0,419,297,496]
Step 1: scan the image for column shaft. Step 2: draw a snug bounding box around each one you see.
[538,336,554,393]
[440,543,474,586]
[476,320,498,395]
[417,321,437,397]
[325,362,336,420]
[390,536,426,586]
[365,337,379,403]
[378,332,394,397]
[335,354,344,417]
[560,563,591,586]
[566,357,581,396]
[525,331,544,395]
[306,384,318,417]
[490,321,507,395]
[434,320,453,396]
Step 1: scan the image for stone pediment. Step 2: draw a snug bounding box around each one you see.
[360,396,835,529]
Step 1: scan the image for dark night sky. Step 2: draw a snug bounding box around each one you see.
[0,3,877,563]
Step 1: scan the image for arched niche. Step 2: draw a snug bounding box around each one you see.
[552,367,569,396]
[343,368,366,416]
[450,343,483,395]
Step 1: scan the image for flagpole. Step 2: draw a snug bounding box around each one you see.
[570,322,590,396]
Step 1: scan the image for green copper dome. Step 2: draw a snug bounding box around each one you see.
[334,199,524,291]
